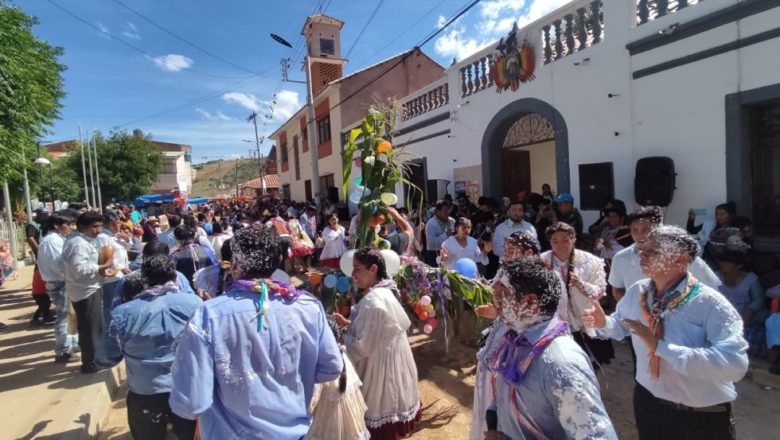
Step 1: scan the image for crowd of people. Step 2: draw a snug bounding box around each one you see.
[7,184,779,439]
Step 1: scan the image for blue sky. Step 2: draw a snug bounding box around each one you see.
[18,0,572,162]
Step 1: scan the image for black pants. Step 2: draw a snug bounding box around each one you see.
[424,250,439,267]
[279,236,292,269]
[32,294,53,321]
[634,384,735,440]
[72,292,104,368]
[572,330,614,365]
[127,391,196,440]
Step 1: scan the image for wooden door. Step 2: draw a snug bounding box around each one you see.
[304,180,312,201]
[502,149,531,199]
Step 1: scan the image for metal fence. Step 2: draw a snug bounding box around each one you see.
[0,220,30,263]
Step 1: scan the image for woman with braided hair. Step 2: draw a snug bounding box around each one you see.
[334,248,421,440]
[540,222,614,366]
[308,315,369,440]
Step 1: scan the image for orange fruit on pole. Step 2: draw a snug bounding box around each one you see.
[376,140,392,154]
[309,272,322,286]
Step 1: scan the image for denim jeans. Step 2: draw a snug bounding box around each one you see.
[46,282,77,356]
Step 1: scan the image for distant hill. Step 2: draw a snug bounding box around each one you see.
[191,159,263,197]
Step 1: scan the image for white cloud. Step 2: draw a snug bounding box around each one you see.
[434,0,574,61]
[481,0,526,20]
[517,0,573,27]
[96,22,111,39]
[152,54,194,72]
[122,21,141,40]
[216,111,232,121]
[195,108,214,120]
[222,90,301,122]
[434,27,490,61]
[222,92,261,112]
[271,90,300,121]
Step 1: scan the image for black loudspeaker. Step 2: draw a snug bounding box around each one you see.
[579,162,615,211]
[327,186,339,204]
[635,156,676,206]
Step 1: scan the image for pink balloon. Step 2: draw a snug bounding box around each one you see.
[419,295,432,306]
[428,309,436,318]
[354,158,362,168]
[423,324,433,334]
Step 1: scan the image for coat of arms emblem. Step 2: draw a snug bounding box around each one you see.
[491,22,536,93]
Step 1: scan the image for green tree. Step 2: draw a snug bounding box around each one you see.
[62,129,163,202]
[0,2,66,183]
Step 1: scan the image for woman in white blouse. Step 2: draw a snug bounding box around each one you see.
[540,222,613,365]
[440,217,490,270]
[320,213,348,269]
[334,248,421,439]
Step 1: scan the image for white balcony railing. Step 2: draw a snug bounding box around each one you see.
[636,0,705,25]
[400,77,450,122]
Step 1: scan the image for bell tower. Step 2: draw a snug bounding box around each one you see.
[301,14,347,97]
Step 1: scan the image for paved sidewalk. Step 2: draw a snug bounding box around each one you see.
[0,265,124,440]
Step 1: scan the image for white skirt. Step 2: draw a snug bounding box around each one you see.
[308,355,370,440]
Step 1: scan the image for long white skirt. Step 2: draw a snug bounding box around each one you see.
[308,355,370,440]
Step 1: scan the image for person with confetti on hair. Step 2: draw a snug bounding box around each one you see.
[477,258,616,440]
[169,226,343,439]
[583,226,748,440]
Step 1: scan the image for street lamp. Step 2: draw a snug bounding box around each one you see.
[34,157,55,210]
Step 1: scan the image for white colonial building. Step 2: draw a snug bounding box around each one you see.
[382,0,780,251]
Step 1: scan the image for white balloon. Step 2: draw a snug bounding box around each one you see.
[380,192,398,206]
[340,249,356,275]
[419,295,432,306]
[348,186,371,204]
[380,249,401,277]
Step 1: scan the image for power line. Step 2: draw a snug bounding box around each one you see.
[273,0,482,160]
[352,0,448,67]
[326,0,482,115]
[110,0,267,75]
[46,0,254,80]
[116,73,271,128]
[344,0,385,59]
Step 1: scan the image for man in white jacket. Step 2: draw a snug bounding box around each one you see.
[62,211,114,373]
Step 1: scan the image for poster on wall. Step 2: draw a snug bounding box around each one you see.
[466,180,480,204]
[454,181,467,193]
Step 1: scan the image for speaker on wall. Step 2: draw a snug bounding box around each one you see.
[635,156,676,206]
[579,162,615,211]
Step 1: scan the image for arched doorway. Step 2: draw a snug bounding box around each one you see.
[481,98,569,199]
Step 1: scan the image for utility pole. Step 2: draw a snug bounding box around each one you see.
[304,56,320,203]
[92,132,103,211]
[235,159,239,197]
[22,152,32,221]
[247,112,266,196]
[3,182,17,268]
[78,126,90,208]
[85,131,96,208]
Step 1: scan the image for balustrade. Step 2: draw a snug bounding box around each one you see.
[543,1,604,64]
[637,0,703,25]
[459,54,495,97]
[401,83,450,121]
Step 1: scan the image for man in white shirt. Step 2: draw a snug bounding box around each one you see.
[62,211,115,373]
[424,200,455,266]
[37,213,79,363]
[492,200,537,259]
[584,226,747,440]
[609,206,720,302]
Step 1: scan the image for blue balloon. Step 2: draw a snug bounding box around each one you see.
[323,274,337,289]
[454,258,478,279]
[336,276,351,293]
